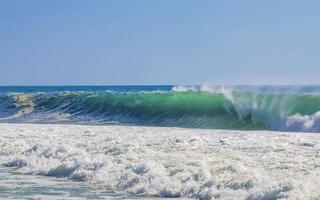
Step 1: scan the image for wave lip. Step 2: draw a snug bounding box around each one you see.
[0,87,320,132]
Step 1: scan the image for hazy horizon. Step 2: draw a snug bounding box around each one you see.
[1,84,320,87]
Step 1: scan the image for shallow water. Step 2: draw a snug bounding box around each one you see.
[0,167,126,199]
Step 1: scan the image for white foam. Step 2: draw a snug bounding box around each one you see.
[286,111,320,132]
[172,85,197,92]
[0,124,320,199]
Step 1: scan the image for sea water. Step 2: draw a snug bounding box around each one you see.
[1,85,320,132]
[1,85,320,199]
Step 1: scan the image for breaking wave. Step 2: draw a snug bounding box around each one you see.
[1,87,320,132]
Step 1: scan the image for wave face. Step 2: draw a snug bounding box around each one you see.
[1,85,320,132]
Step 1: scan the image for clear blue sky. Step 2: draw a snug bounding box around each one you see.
[1,0,319,85]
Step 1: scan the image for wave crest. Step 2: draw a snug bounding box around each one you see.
[0,89,320,132]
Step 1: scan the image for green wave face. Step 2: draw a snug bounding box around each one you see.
[1,91,320,132]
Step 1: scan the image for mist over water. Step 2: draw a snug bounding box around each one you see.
[1,85,320,132]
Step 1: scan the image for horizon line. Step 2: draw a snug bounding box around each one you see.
[0,84,320,87]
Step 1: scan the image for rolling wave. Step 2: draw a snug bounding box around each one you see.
[0,89,320,132]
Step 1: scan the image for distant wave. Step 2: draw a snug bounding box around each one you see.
[1,87,320,132]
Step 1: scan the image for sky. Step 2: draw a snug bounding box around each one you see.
[0,0,320,86]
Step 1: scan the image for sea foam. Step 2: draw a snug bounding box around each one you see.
[0,124,320,199]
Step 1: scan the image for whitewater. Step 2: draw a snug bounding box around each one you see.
[1,123,320,199]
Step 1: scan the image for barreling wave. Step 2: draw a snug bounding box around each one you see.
[1,88,320,132]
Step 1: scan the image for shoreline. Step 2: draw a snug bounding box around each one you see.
[0,122,314,135]
[0,123,319,199]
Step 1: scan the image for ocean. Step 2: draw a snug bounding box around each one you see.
[1,86,320,199]
[1,85,320,132]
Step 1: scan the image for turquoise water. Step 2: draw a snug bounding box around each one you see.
[0,85,320,132]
